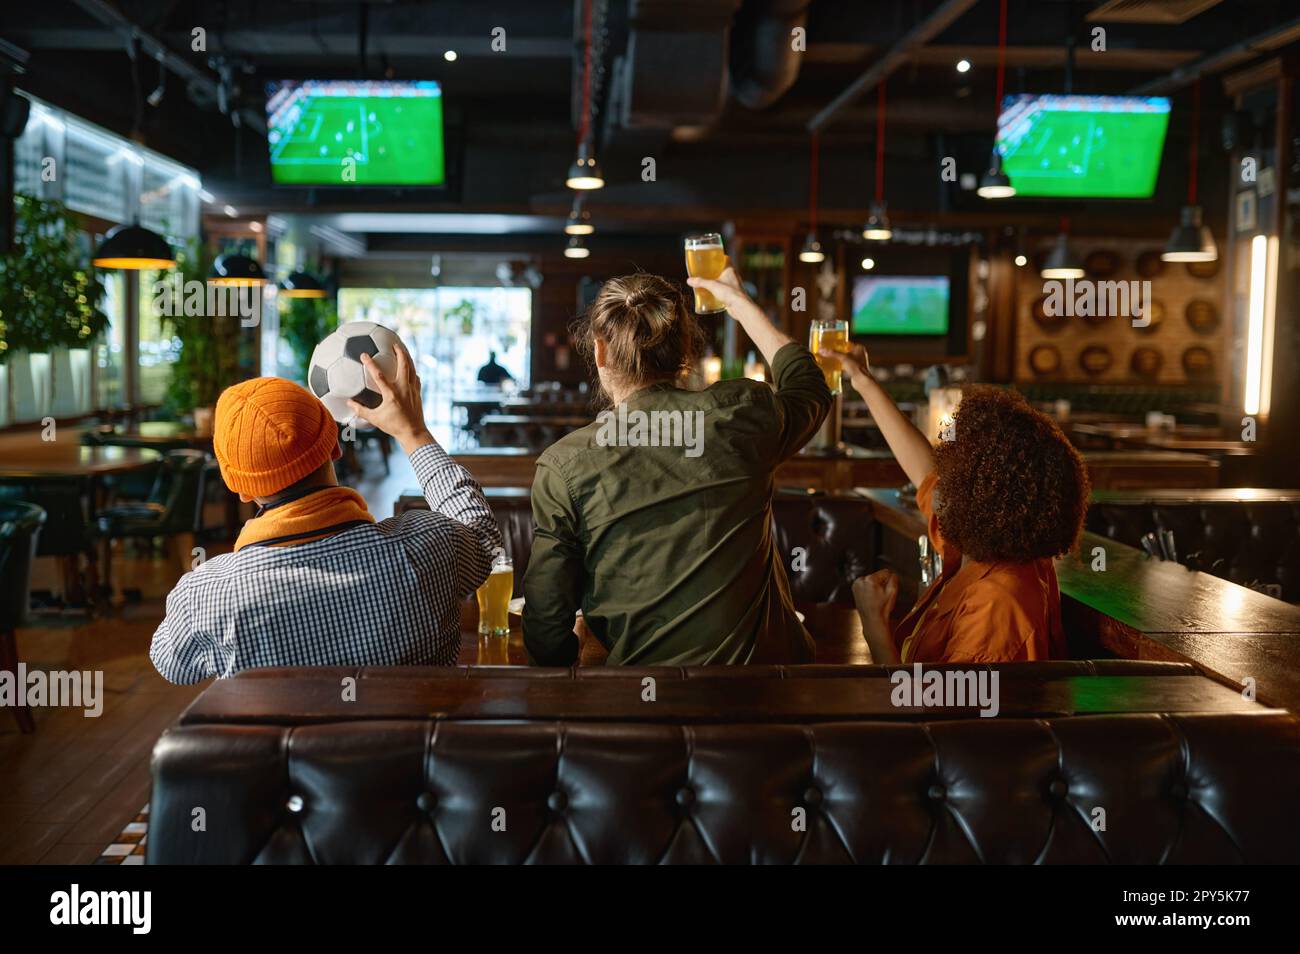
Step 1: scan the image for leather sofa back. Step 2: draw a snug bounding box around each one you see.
[402,487,875,605]
[148,664,1300,864]
[1087,498,1300,602]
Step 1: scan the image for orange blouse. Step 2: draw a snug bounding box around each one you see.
[894,472,1066,664]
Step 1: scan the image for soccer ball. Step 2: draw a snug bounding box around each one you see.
[308,321,402,422]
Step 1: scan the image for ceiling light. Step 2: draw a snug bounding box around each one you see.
[977,149,1016,199]
[1162,205,1218,262]
[566,142,605,190]
[956,59,972,74]
[209,253,268,286]
[1040,233,1084,280]
[564,236,591,259]
[1014,254,1027,267]
[565,203,594,235]
[861,257,875,270]
[798,232,825,264]
[862,201,893,241]
[92,223,176,270]
[444,50,458,62]
[280,270,328,298]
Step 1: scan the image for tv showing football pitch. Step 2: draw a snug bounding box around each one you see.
[851,276,950,336]
[995,94,1170,198]
[266,80,445,186]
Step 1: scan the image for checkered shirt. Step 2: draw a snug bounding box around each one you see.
[149,442,502,683]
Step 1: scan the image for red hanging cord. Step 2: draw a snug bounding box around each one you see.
[1188,79,1200,205]
[809,133,819,231]
[995,0,1007,108]
[875,80,887,202]
[578,0,593,146]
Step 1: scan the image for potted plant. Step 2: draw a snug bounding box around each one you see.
[279,291,338,386]
[160,241,241,432]
[0,193,107,422]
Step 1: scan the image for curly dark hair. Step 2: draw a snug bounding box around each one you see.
[933,385,1090,563]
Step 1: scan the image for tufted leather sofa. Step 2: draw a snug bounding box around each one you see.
[1086,493,1300,602]
[400,487,875,605]
[148,663,1300,864]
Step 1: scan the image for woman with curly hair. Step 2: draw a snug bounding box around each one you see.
[826,345,1090,664]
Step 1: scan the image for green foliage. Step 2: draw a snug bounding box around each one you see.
[0,193,107,362]
[446,298,476,335]
[159,241,242,412]
[280,295,339,386]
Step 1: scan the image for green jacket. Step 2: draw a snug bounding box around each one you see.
[522,342,832,665]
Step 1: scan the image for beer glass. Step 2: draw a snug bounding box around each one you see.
[475,556,513,638]
[684,233,727,314]
[809,318,849,394]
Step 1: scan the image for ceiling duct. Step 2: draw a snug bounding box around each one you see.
[729,0,813,110]
[610,0,742,130]
[1087,0,1225,25]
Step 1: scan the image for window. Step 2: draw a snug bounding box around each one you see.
[338,287,532,446]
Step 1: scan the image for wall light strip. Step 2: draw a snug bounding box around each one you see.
[1243,234,1267,417]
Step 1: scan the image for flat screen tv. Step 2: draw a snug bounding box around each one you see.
[995,94,1170,198]
[851,275,950,336]
[265,80,445,186]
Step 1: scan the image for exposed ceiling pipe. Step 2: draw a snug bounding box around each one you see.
[729,0,813,110]
[807,0,979,133]
[1129,12,1300,95]
[66,0,266,133]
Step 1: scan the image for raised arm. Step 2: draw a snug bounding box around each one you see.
[830,344,935,488]
[687,263,790,367]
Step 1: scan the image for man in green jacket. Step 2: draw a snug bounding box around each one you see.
[522,268,832,665]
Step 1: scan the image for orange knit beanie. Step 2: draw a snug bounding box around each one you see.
[213,377,338,498]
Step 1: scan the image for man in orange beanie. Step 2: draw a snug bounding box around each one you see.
[149,343,502,681]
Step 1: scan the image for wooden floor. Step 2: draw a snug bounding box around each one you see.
[0,441,405,864]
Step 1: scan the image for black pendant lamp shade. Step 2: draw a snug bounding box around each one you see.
[210,254,268,286]
[92,222,176,270]
[280,270,328,298]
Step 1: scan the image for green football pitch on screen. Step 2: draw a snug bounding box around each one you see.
[851,277,950,336]
[268,90,445,186]
[996,95,1170,198]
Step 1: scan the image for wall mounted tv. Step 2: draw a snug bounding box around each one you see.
[995,94,1170,198]
[265,80,445,186]
[851,275,950,336]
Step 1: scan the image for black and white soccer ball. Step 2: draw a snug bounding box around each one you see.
[308,321,402,422]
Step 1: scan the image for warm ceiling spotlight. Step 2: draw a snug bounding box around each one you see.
[861,257,875,270]
[280,270,328,298]
[566,142,605,190]
[444,50,458,62]
[564,236,591,259]
[798,232,825,264]
[1014,254,1028,267]
[977,149,1016,199]
[92,222,176,270]
[1040,232,1084,280]
[956,59,972,74]
[564,203,594,235]
[1162,205,1218,262]
[862,201,893,241]
[209,253,268,286]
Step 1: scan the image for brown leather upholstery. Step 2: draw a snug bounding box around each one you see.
[399,487,875,605]
[148,664,1300,864]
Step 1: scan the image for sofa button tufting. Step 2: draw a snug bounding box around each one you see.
[286,794,304,814]
[803,786,823,807]
[927,784,947,802]
[547,791,568,813]
[675,787,695,808]
[1049,779,1068,798]
[416,791,436,813]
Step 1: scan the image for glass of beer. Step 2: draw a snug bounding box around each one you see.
[809,319,849,394]
[475,556,513,639]
[684,233,727,315]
